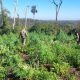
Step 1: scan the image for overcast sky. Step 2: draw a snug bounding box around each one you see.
[2,0,80,20]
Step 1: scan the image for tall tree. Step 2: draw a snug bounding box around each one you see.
[13,0,18,29]
[49,0,62,22]
[0,0,3,26]
[31,5,37,20]
[0,0,10,27]
[16,13,19,26]
[25,6,29,28]
[2,8,10,27]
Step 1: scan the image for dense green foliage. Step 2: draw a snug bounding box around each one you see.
[0,23,80,80]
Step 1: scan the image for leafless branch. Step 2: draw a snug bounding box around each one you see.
[49,0,58,6]
[49,0,62,21]
[57,0,62,13]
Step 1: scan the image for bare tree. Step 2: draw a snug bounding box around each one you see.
[13,0,18,29]
[16,13,19,26]
[25,6,29,28]
[49,0,62,21]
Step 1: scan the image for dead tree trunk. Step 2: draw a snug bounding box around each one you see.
[49,0,62,22]
[56,5,58,21]
[25,7,27,28]
[25,6,30,28]
[13,0,18,29]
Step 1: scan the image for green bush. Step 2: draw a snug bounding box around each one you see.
[56,29,74,42]
[0,29,80,80]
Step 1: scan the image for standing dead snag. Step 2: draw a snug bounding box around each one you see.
[49,0,62,21]
[25,7,27,28]
[25,6,29,28]
[13,0,18,29]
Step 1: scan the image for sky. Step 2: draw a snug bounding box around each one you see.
[2,0,80,20]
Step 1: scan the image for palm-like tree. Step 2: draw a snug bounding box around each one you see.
[31,5,37,20]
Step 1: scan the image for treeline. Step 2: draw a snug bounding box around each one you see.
[1,15,80,35]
